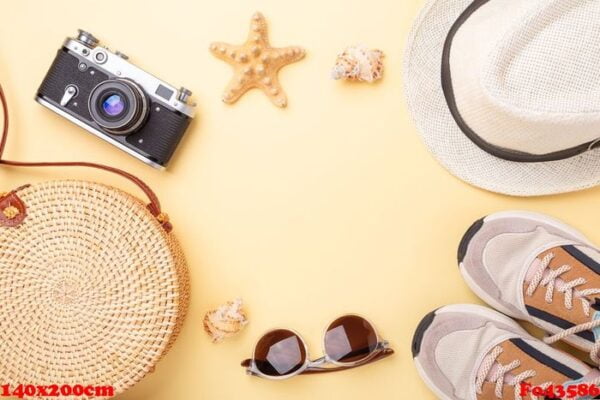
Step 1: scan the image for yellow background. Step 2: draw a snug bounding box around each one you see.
[1,0,600,399]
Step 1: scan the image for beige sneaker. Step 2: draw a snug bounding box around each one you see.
[459,211,600,363]
[412,304,600,400]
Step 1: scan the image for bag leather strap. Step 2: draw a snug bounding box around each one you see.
[0,84,172,231]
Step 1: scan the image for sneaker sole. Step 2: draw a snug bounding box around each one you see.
[412,304,527,400]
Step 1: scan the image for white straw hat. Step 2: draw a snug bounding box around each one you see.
[404,0,600,196]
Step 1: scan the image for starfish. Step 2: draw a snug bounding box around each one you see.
[210,12,305,108]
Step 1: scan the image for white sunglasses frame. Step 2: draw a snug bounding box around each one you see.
[243,314,393,380]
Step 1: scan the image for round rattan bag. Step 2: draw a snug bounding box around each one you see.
[0,179,189,398]
[0,83,189,398]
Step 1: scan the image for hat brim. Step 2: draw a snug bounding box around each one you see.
[404,0,600,196]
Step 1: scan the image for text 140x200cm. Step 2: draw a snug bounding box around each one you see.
[0,384,115,398]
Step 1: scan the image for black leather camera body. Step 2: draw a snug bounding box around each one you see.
[36,30,196,169]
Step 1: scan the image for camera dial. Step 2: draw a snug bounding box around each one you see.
[77,30,99,47]
[178,87,193,103]
[89,79,149,136]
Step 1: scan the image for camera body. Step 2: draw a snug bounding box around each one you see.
[36,30,196,169]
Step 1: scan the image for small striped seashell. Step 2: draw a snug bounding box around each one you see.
[203,298,249,343]
[331,45,384,83]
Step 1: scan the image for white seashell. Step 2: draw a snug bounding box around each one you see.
[203,298,249,343]
[331,45,384,83]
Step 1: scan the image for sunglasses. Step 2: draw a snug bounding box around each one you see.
[241,314,394,379]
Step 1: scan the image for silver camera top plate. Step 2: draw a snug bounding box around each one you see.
[63,37,196,118]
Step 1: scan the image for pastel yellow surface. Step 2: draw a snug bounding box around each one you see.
[2,1,600,399]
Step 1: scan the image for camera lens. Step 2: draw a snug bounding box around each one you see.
[89,79,149,135]
[102,94,126,117]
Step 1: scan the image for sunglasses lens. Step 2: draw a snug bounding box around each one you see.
[254,329,307,377]
[324,315,378,364]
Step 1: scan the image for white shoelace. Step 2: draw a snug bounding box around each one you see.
[475,346,550,399]
[475,346,600,400]
[526,252,600,363]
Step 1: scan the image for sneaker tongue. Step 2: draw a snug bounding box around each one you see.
[524,257,542,283]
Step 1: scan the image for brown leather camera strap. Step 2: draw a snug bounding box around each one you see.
[0,84,172,231]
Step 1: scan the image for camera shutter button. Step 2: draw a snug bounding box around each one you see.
[93,50,108,64]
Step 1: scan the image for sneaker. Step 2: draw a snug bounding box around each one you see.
[459,211,600,363]
[412,304,600,400]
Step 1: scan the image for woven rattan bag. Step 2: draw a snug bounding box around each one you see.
[0,86,190,398]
